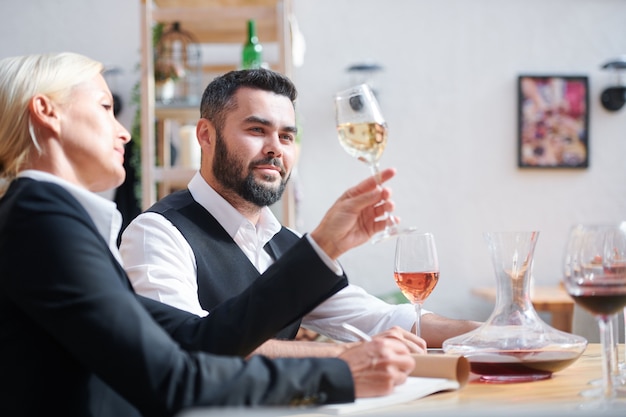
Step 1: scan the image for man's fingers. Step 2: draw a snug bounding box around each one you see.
[374,326,427,354]
[344,168,396,199]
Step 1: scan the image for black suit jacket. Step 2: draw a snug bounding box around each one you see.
[0,178,353,417]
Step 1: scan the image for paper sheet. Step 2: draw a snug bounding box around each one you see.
[315,376,460,415]
[316,354,468,414]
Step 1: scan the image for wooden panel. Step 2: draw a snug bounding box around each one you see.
[155,0,278,7]
[158,344,624,416]
[153,0,281,44]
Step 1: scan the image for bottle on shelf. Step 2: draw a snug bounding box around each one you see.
[241,19,263,69]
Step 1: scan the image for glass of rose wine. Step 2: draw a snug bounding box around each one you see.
[334,83,415,243]
[563,223,626,409]
[394,231,440,337]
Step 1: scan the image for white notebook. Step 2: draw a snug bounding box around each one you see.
[315,376,460,415]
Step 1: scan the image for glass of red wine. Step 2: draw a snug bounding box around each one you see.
[563,223,626,409]
[394,231,439,338]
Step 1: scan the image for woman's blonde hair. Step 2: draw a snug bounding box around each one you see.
[0,52,103,195]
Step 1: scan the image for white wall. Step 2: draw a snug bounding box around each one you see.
[0,0,139,133]
[1,0,625,339]
[291,0,626,334]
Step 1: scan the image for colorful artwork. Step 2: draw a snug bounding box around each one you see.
[518,75,589,168]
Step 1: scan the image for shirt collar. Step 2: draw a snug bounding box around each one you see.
[187,172,281,244]
[17,170,123,263]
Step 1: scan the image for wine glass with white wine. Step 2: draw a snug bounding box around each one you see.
[334,83,415,243]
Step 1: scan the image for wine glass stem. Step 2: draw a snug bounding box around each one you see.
[599,314,617,400]
[623,307,626,371]
[369,162,399,227]
[414,302,422,338]
[610,314,620,377]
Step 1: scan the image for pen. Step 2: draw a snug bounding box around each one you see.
[341,322,373,341]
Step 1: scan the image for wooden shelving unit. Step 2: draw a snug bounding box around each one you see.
[139,0,295,225]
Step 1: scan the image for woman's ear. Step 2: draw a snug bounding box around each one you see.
[28,94,60,133]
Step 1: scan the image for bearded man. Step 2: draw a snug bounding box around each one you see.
[120,69,479,358]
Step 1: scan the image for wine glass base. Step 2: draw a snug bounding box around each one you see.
[589,378,603,386]
[580,387,603,398]
[477,373,552,383]
[371,225,418,244]
[576,396,626,412]
[584,375,626,394]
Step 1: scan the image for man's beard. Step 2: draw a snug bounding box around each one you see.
[212,129,289,207]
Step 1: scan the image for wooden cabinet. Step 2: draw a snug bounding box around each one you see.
[139,0,295,225]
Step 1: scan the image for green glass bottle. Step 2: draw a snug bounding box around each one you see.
[242,19,263,69]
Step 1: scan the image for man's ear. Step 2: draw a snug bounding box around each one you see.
[28,94,60,133]
[196,118,216,148]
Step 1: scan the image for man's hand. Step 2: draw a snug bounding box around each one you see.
[373,326,427,354]
[311,168,397,260]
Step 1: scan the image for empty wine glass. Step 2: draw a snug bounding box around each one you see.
[394,231,439,338]
[563,223,626,409]
[334,83,415,243]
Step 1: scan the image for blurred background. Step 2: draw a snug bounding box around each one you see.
[1,0,625,341]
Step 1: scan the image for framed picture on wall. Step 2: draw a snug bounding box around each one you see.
[517,75,589,168]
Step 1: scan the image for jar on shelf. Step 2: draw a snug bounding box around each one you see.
[154,22,202,105]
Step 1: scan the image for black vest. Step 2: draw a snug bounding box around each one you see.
[147,189,302,339]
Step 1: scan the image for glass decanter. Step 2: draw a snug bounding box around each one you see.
[442,231,588,383]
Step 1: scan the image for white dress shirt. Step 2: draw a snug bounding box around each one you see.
[120,172,421,342]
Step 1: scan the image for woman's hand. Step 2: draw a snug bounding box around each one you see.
[338,332,416,398]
